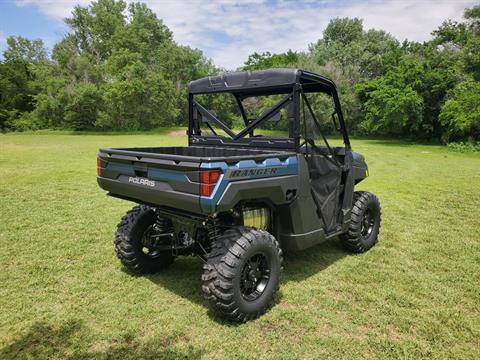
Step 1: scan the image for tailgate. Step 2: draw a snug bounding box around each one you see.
[97,149,203,213]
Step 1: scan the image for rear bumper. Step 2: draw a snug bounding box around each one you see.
[97,177,203,214]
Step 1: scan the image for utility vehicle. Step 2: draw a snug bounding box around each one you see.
[97,68,381,322]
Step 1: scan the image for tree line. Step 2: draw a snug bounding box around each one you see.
[0,0,478,143]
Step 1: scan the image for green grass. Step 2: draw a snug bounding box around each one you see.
[0,131,479,359]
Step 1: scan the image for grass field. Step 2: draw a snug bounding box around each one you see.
[0,131,479,359]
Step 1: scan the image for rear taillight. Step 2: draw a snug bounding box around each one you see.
[97,157,102,176]
[199,169,221,197]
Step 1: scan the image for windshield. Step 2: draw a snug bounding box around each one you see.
[300,92,344,147]
[191,91,293,140]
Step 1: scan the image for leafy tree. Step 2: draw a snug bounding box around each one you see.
[3,36,48,63]
[242,50,299,70]
[97,60,178,130]
[323,17,364,46]
[356,50,459,139]
[64,83,103,130]
[29,63,69,130]
[0,36,48,130]
[357,76,424,136]
[464,5,480,30]
[1,0,479,143]
[65,0,126,63]
[361,29,402,79]
[462,6,480,80]
[116,2,172,61]
[30,0,212,130]
[439,78,480,142]
[310,18,400,79]
[156,43,215,122]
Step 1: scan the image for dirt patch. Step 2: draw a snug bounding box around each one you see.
[168,129,187,137]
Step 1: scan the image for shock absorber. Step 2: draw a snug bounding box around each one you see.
[200,218,221,258]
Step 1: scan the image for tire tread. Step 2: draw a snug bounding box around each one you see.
[114,205,173,275]
[341,191,381,253]
[201,227,283,323]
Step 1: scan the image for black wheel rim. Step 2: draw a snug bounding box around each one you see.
[141,224,161,258]
[361,206,376,239]
[240,253,270,301]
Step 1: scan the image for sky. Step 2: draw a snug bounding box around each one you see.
[0,0,477,69]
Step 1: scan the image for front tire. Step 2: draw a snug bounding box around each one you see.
[341,191,381,253]
[115,205,174,274]
[202,227,283,322]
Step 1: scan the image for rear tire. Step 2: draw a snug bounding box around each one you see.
[115,205,174,275]
[341,191,381,253]
[201,227,283,322]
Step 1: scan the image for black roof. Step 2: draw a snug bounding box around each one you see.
[188,68,337,96]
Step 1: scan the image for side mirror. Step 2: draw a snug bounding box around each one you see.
[200,109,217,123]
[269,111,282,122]
[331,111,340,131]
[258,108,282,123]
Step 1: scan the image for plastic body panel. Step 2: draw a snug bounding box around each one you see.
[276,155,326,251]
[97,176,204,213]
[97,147,299,216]
[351,151,368,183]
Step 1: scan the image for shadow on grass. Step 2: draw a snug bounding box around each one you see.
[0,320,203,360]
[282,237,347,283]
[144,257,205,307]
[143,237,347,322]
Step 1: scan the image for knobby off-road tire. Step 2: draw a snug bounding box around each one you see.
[202,227,283,322]
[341,191,381,253]
[115,205,174,275]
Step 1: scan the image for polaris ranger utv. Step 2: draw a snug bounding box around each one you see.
[97,68,381,322]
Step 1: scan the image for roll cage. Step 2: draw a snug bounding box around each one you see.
[187,68,351,152]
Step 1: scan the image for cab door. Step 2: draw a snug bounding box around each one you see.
[300,91,347,233]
